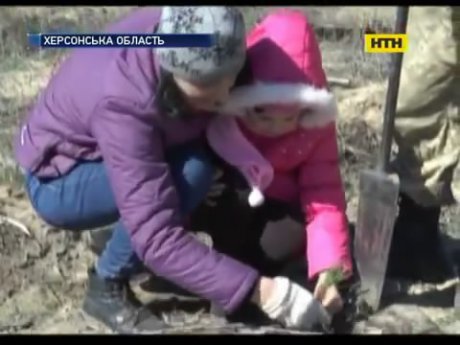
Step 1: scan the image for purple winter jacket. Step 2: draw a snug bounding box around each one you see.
[14,7,259,313]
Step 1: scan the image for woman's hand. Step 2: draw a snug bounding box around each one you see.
[313,270,344,315]
[252,276,331,331]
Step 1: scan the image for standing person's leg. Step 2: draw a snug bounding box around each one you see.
[24,141,214,333]
[389,7,460,282]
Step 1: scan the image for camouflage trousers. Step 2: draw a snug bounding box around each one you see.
[392,6,460,207]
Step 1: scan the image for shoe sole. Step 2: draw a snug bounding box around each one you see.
[82,297,127,334]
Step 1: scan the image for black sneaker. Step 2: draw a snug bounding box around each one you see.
[387,193,453,283]
[82,268,166,334]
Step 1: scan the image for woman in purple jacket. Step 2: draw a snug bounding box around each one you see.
[15,7,330,333]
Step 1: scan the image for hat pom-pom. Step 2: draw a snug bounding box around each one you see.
[248,187,265,207]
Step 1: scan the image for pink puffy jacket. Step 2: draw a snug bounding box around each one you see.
[207,9,353,279]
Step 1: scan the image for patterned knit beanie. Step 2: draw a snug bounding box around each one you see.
[156,7,247,84]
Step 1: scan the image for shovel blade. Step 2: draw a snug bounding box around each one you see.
[354,170,400,312]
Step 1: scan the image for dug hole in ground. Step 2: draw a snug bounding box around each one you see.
[1,6,459,334]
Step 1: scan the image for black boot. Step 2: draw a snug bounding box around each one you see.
[387,193,453,283]
[82,268,165,334]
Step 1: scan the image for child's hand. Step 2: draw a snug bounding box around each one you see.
[314,270,344,315]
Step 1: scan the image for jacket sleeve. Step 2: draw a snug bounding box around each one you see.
[298,123,352,280]
[91,98,259,313]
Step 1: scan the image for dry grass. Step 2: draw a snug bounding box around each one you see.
[0,7,132,184]
[0,6,396,185]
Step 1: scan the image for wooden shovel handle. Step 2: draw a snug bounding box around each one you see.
[377,7,410,173]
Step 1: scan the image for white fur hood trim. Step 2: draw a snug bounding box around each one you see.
[220,82,338,128]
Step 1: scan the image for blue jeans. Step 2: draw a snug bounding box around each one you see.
[25,142,214,280]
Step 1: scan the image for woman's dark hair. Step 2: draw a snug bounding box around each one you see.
[233,58,254,88]
[155,59,254,119]
[155,69,191,119]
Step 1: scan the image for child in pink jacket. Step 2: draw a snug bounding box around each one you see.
[207,9,353,309]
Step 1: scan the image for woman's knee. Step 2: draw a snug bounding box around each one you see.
[168,144,215,213]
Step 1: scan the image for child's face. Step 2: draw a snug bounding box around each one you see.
[242,105,301,137]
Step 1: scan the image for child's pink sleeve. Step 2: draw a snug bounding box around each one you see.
[298,123,353,280]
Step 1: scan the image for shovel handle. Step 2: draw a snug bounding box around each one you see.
[377,7,410,173]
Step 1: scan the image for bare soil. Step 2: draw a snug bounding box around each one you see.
[0,6,459,334]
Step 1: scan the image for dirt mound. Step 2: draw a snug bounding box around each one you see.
[0,187,96,333]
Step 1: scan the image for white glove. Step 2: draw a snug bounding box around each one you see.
[260,276,331,330]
